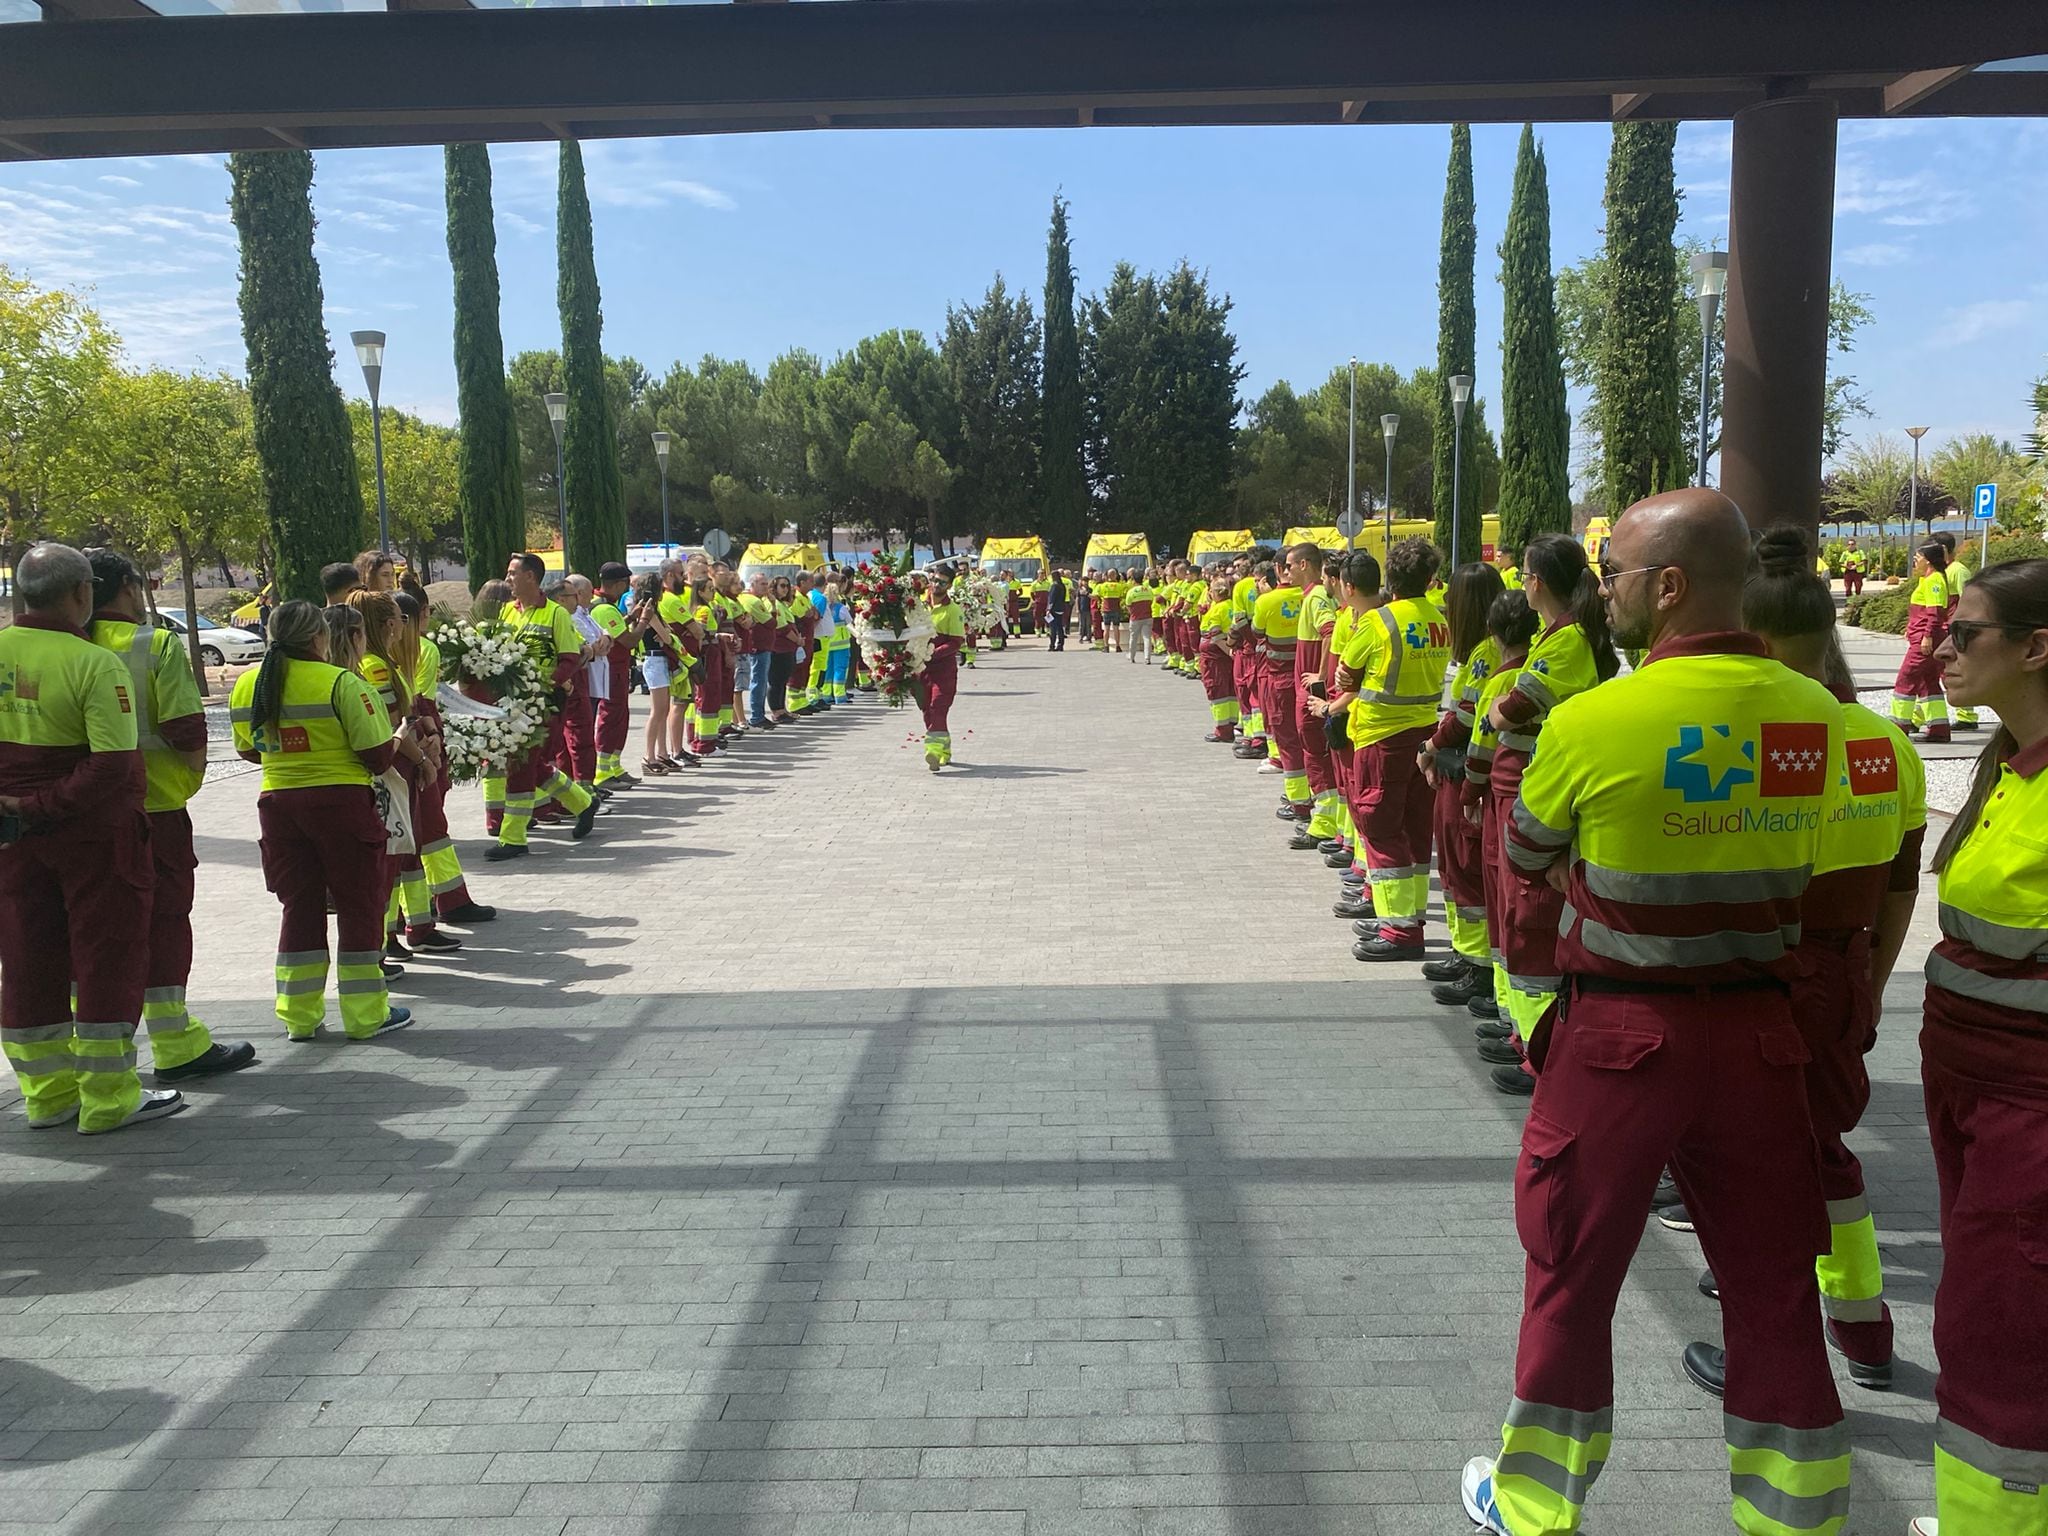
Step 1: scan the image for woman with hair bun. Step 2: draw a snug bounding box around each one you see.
[1893,540,1955,744]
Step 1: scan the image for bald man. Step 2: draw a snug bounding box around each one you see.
[1460,491,1852,1536]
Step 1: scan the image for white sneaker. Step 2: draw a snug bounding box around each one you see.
[1460,1456,1515,1535]
[78,1089,187,1135]
[1907,1519,1938,1536]
[1257,760,1284,775]
[27,1102,80,1130]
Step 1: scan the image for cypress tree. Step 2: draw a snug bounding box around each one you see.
[1432,124,1478,564]
[227,150,364,604]
[557,140,625,574]
[1039,195,1090,555]
[1497,126,1572,552]
[1598,121,1684,517]
[445,143,524,591]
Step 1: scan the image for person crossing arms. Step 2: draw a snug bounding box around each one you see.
[230,600,418,1044]
[1459,490,1850,1536]
[1908,557,2048,1536]
[1,543,189,1133]
[86,549,259,1086]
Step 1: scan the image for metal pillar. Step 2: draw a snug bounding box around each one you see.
[1718,93,1837,540]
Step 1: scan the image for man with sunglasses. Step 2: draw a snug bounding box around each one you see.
[1460,490,1852,1536]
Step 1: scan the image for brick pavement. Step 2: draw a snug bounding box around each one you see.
[1,640,1946,1535]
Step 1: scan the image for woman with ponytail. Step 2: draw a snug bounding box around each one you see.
[388,593,495,951]
[1893,539,1955,744]
[1479,534,1618,1092]
[1463,591,1541,1060]
[346,591,436,965]
[229,599,416,1043]
[1911,559,2048,1536]
[1671,527,1928,1402]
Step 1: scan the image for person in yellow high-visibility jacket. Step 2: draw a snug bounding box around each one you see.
[87,549,258,1085]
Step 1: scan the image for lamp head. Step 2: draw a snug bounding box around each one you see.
[349,329,386,403]
[1381,413,1400,444]
[1690,249,1730,300]
[1449,375,1472,422]
[1905,425,1930,441]
[545,392,568,437]
[652,430,671,468]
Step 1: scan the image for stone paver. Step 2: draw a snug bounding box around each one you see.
[1,638,1945,1535]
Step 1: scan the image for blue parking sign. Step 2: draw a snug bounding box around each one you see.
[1974,482,1998,521]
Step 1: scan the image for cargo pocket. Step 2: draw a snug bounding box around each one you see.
[1572,1027,1663,1073]
[1758,1024,1814,1070]
[1516,1110,1577,1269]
[2018,1208,2048,1269]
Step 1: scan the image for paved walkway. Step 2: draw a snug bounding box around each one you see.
[1,640,1946,1535]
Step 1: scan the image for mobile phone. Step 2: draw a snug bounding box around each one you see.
[0,812,22,847]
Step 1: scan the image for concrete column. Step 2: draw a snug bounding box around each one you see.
[1718,93,1838,539]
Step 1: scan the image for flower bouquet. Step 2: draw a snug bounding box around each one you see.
[847,549,936,708]
[428,620,552,780]
[954,572,1006,638]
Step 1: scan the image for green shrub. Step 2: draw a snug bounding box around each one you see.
[1987,533,2048,566]
[1846,587,1910,634]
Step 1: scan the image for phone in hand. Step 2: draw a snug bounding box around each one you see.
[0,812,23,846]
[1305,679,1327,700]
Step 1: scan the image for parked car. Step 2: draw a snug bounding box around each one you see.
[154,607,266,668]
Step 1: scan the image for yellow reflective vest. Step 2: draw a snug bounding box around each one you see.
[89,617,205,813]
[230,659,391,791]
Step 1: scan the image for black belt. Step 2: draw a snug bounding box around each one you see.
[1573,975,1787,998]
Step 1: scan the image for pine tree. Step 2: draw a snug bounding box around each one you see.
[1497,126,1573,553]
[943,275,1042,543]
[445,143,524,591]
[1598,121,1685,518]
[227,150,364,604]
[1432,124,1479,564]
[557,141,625,575]
[1039,195,1090,556]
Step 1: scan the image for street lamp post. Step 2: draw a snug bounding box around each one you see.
[1690,251,1729,486]
[545,391,569,554]
[1345,356,1358,533]
[349,330,390,554]
[1906,425,1929,547]
[1448,375,1473,564]
[651,431,673,554]
[1380,414,1400,557]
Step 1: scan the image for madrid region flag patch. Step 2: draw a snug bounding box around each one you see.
[1845,737,1900,797]
[1759,722,1829,797]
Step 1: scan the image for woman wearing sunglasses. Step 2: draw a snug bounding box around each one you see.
[1910,558,2048,1536]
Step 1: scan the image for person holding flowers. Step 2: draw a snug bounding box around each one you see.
[491,552,597,861]
[919,572,968,772]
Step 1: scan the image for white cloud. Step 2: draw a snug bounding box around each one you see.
[1841,242,1911,268]
[1835,156,1973,227]
[1927,299,2034,349]
[1675,124,1732,166]
[499,210,545,237]
[589,177,736,212]
[99,174,144,189]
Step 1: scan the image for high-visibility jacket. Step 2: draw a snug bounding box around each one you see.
[1808,697,1927,930]
[415,636,443,697]
[929,599,967,654]
[1297,584,1338,678]
[1096,579,1130,609]
[505,597,585,689]
[1339,595,1453,748]
[89,616,205,813]
[1906,572,1952,645]
[1498,564,1524,591]
[1326,606,1357,690]
[1252,584,1302,677]
[1842,549,1866,574]
[1431,635,1503,769]
[1230,575,1258,633]
[1496,617,1602,761]
[591,602,627,644]
[1463,654,1525,805]
[1199,599,1234,650]
[229,658,392,791]
[357,652,411,726]
[1126,582,1158,620]
[0,616,142,835]
[1504,631,1844,986]
[1947,559,1972,597]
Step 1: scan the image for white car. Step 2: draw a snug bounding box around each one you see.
[154,608,266,668]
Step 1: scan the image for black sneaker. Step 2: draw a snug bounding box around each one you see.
[1317,838,1345,855]
[572,802,598,840]
[1468,995,1500,1021]
[1698,1268,1719,1302]
[1474,1019,1513,1041]
[1333,896,1374,920]
[1656,1202,1696,1233]
[1323,849,1354,870]
[1421,956,1472,984]
[485,843,529,863]
[380,960,404,981]
[1653,1175,1682,1211]
[352,1007,415,1040]
[439,902,497,925]
[153,1041,257,1084]
[1476,1038,1524,1065]
[1434,972,1491,1007]
[78,1088,187,1135]
[1682,1342,1727,1398]
[1491,1064,1535,1097]
[405,929,462,954]
[1352,936,1423,963]
[1288,828,1321,851]
[384,936,410,960]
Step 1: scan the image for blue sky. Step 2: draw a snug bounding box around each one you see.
[3,117,2044,476]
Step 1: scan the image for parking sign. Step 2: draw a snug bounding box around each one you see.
[1973,483,1998,522]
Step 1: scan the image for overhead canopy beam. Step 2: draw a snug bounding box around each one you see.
[2,0,2045,163]
[1883,65,1975,113]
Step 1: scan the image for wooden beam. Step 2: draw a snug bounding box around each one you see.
[1340,97,1369,122]
[1611,90,1653,117]
[1883,65,1973,114]
[0,135,47,158]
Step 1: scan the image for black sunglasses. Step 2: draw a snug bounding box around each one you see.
[1947,618,2040,654]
